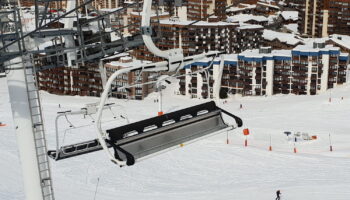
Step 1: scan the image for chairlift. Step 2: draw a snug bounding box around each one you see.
[48,101,242,166]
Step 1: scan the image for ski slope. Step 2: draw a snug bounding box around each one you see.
[1,77,350,200]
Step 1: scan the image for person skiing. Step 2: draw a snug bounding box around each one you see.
[275,190,281,200]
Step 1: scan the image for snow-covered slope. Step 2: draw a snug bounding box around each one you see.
[1,77,350,200]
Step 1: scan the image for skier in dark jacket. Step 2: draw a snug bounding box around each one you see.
[276,190,281,200]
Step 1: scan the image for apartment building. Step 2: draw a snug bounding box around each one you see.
[233,23,263,53]
[295,0,350,37]
[19,0,35,7]
[226,3,257,15]
[104,57,160,100]
[262,29,304,50]
[227,14,269,26]
[19,0,66,8]
[78,0,127,9]
[37,63,103,96]
[132,18,263,61]
[255,0,280,15]
[187,0,227,21]
[327,34,350,54]
[19,0,125,9]
[179,42,349,98]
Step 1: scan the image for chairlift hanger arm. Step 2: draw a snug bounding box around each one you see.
[95,60,172,166]
[54,103,126,160]
[141,0,186,72]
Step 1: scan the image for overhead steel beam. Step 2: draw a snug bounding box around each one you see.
[0,0,93,52]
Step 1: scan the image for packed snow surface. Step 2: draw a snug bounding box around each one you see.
[1,77,350,200]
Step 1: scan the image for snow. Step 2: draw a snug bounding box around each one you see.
[131,11,169,17]
[227,14,268,23]
[107,58,151,68]
[295,39,341,53]
[329,34,350,50]
[226,4,256,12]
[160,19,235,27]
[280,11,298,21]
[257,1,280,10]
[99,8,123,13]
[1,76,350,200]
[236,23,263,30]
[263,29,303,45]
[284,23,299,34]
[239,48,291,58]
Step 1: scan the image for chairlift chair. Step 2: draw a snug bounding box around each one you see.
[48,101,242,166]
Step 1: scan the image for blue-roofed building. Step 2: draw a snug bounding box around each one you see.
[178,43,349,99]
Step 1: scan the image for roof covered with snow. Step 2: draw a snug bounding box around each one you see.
[239,48,292,60]
[257,1,280,9]
[226,3,256,12]
[329,34,350,50]
[106,58,151,68]
[160,19,236,27]
[263,30,303,45]
[131,11,169,17]
[227,14,268,23]
[293,39,344,56]
[284,23,299,34]
[236,23,264,30]
[280,11,298,21]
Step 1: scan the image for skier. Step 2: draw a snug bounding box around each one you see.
[240,104,243,109]
[275,190,281,200]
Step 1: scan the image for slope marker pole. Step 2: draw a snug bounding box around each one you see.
[93,177,100,200]
[329,133,333,152]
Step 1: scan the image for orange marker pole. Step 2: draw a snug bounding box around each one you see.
[243,129,249,147]
[294,143,297,153]
[158,85,163,116]
[226,131,230,144]
[269,134,272,151]
[329,134,333,152]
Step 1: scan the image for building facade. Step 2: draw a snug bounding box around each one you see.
[132,19,263,61]
[37,64,103,96]
[104,57,160,100]
[179,43,349,98]
[296,0,350,37]
[187,0,227,21]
